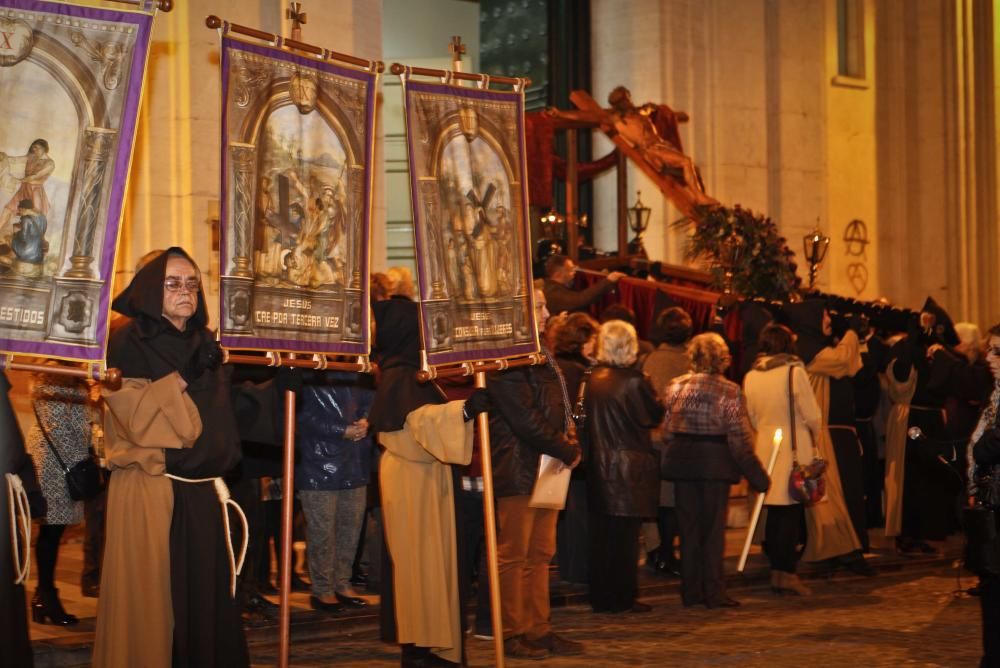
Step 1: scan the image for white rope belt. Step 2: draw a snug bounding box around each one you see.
[164,474,248,598]
[5,473,31,585]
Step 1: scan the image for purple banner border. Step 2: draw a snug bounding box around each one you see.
[0,0,153,361]
[401,80,538,367]
[218,37,375,356]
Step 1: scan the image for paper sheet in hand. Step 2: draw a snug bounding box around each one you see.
[529,455,571,509]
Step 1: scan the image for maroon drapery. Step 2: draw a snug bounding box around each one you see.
[576,272,745,379]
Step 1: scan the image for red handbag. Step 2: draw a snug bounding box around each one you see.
[787,366,827,505]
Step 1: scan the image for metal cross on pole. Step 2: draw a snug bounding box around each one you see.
[286,1,307,41]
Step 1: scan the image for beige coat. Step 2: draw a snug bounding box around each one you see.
[801,331,864,562]
[743,361,822,505]
[93,375,202,668]
[379,400,472,664]
[883,360,917,537]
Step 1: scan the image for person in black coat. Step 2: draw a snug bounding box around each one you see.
[584,319,665,613]
[552,312,600,587]
[970,321,1000,667]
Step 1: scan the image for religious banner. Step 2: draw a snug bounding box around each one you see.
[400,79,536,366]
[218,36,377,355]
[0,0,155,361]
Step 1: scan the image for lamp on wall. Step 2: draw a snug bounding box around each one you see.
[628,190,651,256]
[803,226,831,289]
[539,208,565,240]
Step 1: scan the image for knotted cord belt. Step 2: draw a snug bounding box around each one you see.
[164,474,248,598]
[5,473,31,585]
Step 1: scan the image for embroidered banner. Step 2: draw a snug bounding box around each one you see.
[400,79,537,366]
[0,0,154,361]
[218,36,377,356]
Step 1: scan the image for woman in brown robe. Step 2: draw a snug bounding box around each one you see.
[94,248,249,668]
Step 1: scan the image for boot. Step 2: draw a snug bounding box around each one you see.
[31,588,79,625]
[777,571,812,596]
[769,570,784,595]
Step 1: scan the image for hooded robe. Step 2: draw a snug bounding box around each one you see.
[93,248,249,668]
[1,372,39,668]
[783,300,864,561]
[886,298,969,541]
[370,298,473,664]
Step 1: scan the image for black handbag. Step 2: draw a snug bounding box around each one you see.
[32,401,102,501]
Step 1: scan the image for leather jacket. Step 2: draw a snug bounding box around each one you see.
[487,363,578,498]
[584,365,666,517]
[295,371,374,491]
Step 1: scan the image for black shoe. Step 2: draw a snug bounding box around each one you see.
[334,590,369,608]
[309,595,343,613]
[503,636,549,660]
[525,632,584,655]
[706,596,740,608]
[629,601,652,613]
[895,537,918,555]
[31,588,79,625]
[80,580,100,598]
[842,556,877,577]
[915,540,938,555]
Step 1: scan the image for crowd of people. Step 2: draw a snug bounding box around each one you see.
[1,248,999,667]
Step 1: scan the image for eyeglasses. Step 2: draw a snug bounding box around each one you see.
[164,278,201,293]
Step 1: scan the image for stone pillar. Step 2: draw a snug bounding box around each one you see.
[65,127,116,279]
[229,142,256,278]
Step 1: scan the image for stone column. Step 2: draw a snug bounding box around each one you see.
[229,142,256,278]
[65,127,116,279]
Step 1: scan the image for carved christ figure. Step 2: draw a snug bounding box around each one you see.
[547,87,717,208]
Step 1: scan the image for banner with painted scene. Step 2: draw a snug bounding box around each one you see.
[0,0,155,361]
[401,79,536,367]
[218,36,377,356]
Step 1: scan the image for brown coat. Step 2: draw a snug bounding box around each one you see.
[93,375,201,668]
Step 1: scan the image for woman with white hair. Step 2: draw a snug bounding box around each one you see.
[661,332,769,608]
[583,319,666,613]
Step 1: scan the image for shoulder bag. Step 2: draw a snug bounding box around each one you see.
[33,401,102,501]
[787,366,827,505]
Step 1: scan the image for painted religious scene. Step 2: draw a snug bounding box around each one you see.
[0,0,152,360]
[402,80,536,366]
[219,37,376,355]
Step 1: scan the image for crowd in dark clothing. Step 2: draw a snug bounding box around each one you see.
[6,254,1000,668]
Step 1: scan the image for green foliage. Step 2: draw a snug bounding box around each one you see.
[681,205,801,301]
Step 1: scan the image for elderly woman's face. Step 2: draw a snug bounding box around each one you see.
[162,255,199,331]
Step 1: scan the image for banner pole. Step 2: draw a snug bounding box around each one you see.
[474,371,505,667]
[738,429,782,573]
[277,354,299,667]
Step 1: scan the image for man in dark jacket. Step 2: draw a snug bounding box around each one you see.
[542,254,623,315]
[487,288,583,659]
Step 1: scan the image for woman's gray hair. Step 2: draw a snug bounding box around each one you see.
[596,319,638,367]
[688,332,731,374]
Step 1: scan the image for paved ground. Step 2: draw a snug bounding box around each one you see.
[29,527,987,667]
[249,568,984,667]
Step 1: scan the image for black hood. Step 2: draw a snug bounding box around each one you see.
[782,298,829,365]
[369,297,445,433]
[111,247,209,336]
[920,296,959,346]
